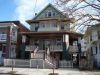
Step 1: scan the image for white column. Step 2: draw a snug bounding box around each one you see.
[64,34,69,49]
[63,35,65,42]
[22,35,26,43]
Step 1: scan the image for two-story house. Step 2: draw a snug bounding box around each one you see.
[0,21,29,65]
[84,23,100,69]
[20,4,83,68]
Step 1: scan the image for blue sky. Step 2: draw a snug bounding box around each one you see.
[0,0,16,21]
[0,0,54,22]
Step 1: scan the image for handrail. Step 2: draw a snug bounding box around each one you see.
[45,47,56,68]
[33,46,39,56]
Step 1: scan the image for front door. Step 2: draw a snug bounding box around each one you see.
[43,39,51,50]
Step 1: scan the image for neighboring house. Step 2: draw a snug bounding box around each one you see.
[0,21,29,64]
[84,23,100,69]
[20,4,83,68]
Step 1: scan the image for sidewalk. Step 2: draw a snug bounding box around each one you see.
[0,67,99,75]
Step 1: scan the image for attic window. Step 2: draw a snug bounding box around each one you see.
[53,12,55,16]
[45,11,55,17]
[48,12,52,17]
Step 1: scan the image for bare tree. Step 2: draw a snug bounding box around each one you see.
[55,0,100,33]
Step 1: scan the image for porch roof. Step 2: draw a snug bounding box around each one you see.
[20,31,83,38]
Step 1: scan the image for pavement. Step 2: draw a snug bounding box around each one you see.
[0,67,100,75]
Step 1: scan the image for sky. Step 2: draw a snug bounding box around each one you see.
[0,0,54,28]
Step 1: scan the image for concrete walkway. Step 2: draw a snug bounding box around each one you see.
[0,67,99,75]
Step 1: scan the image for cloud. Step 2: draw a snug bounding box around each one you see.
[14,0,50,21]
[14,0,54,28]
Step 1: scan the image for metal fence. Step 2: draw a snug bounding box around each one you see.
[4,59,30,67]
[4,59,73,68]
[59,60,73,68]
[4,59,55,68]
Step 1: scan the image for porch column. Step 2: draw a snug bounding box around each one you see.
[77,37,82,67]
[62,34,70,60]
[20,35,26,59]
[78,37,82,56]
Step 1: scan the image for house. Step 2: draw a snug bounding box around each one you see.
[84,23,100,69]
[0,21,29,64]
[19,4,83,68]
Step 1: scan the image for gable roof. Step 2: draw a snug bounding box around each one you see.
[33,3,66,20]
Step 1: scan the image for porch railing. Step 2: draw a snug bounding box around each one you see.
[25,45,37,51]
[25,45,63,52]
[50,45,63,52]
[69,45,78,53]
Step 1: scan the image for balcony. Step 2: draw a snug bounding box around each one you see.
[38,27,60,32]
[0,34,7,42]
[69,45,78,53]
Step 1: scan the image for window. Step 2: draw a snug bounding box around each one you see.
[53,12,55,16]
[40,24,45,28]
[0,45,2,51]
[34,40,39,46]
[98,31,100,39]
[56,39,62,45]
[92,46,97,55]
[48,12,51,17]
[53,24,57,27]
[45,11,56,17]
[35,24,39,31]
[91,31,98,41]
[12,32,15,36]
[90,35,92,41]
[99,44,100,53]
[91,47,93,55]
[45,13,47,17]
[61,25,64,30]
